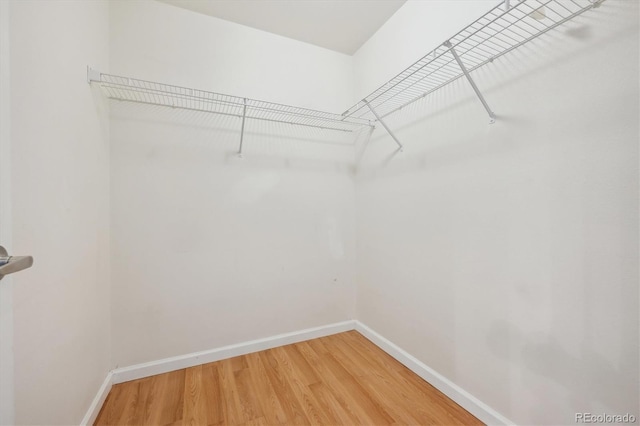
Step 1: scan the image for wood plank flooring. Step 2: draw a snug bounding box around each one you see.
[95,331,482,425]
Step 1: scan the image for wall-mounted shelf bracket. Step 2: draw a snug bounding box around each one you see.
[364,101,403,151]
[443,40,496,124]
[87,66,101,84]
[238,98,247,158]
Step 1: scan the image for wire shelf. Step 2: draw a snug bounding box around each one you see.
[94,74,373,132]
[89,0,603,152]
[341,0,601,121]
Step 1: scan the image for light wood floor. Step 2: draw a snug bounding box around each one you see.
[95,331,482,425]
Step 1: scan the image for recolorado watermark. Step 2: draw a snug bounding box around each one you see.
[576,413,637,424]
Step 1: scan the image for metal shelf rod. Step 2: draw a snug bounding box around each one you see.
[101,83,368,128]
[106,96,359,132]
[238,98,247,157]
[444,40,496,123]
[365,101,403,150]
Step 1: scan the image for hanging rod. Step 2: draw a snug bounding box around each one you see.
[342,0,603,122]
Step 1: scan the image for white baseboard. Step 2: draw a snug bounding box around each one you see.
[80,371,113,426]
[354,321,514,426]
[82,319,511,426]
[112,320,357,384]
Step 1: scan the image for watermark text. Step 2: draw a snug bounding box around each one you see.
[576,413,637,424]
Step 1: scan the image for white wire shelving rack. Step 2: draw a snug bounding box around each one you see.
[89,0,604,155]
[341,0,604,150]
[87,70,373,156]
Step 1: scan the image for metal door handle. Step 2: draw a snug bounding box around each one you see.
[0,245,33,281]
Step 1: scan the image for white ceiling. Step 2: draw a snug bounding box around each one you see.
[156,0,407,55]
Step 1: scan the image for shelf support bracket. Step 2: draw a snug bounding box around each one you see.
[444,41,496,123]
[364,101,403,151]
[87,66,101,84]
[238,98,247,157]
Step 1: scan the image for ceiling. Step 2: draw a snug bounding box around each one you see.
[156,0,407,55]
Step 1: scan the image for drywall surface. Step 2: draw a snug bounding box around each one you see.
[352,0,490,101]
[9,1,111,424]
[0,0,13,423]
[109,0,354,112]
[354,1,639,425]
[109,0,356,367]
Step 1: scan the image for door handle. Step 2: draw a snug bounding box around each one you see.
[0,245,33,281]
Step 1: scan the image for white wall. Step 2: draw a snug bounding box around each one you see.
[110,0,354,112]
[9,1,111,424]
[354,1,639,425]
[4,1,637,424]
[0,0,14,423]
[353,1,490,101]
[109,0,356,368]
